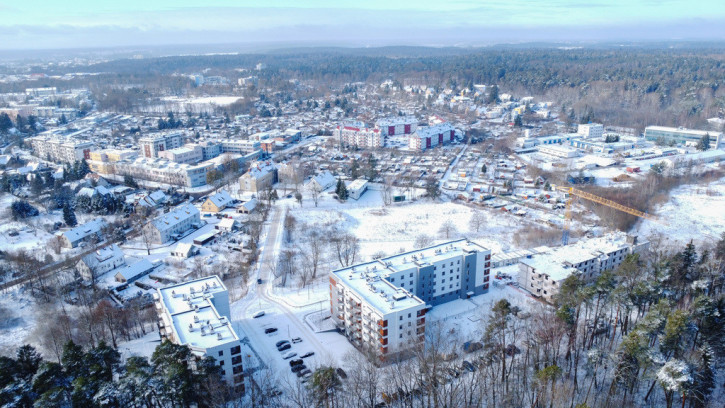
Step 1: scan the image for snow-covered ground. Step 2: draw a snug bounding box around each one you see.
[635,176,725,247]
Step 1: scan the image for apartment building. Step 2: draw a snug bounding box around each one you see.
[59,218,108,248]
[139,132,184,158]
[158,145,203,164]
[154,276,246,391]
[201,190,234,213]
[376,117,418,136]
[335,126,384,149]
[238,161,278,193]
[408,123,456,151]
[219,139,261,155]
[143,203,201,244]
[517,234,649,302]
[77,244,126,282]
[577,123,604,139]
[27,135,93,164]
[330,239,491,359]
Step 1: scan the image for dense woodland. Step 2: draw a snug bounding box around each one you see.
[2,45,724,130]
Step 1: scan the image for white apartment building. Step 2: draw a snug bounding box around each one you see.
[27,135,93,164]
[143,203,201,244]
[139,132,184,158]
[335,126,383,149]
[25,87,57,97]
[408,123,456,151]
[219,139,261,155]
[517,234,649,302]
[538,144,581,158]
[158,145,203,164]
[376,117,418,136]
[577,123,604,139]
[59,218,108,248]
[154,276,246,391]
[77,244,126,282]
[238,161,278,193]
[330,239,492,360]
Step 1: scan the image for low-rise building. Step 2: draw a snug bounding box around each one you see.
[154,276,246,390]
[517,234,649,302]
[201,190,234,213]
[59,218,107,248]
[143,203,200,244]
[77,244,126,282]
[305,171,336,192]
[347,179,368,200]
[114,259,156,284]
[238,161,278,193]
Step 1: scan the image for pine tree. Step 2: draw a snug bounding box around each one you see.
[63,203,77,227]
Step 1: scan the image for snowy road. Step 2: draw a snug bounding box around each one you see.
[233,204,333,382]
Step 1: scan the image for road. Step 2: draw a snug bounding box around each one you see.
[234,203,331,382]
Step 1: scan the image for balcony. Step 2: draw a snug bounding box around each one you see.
[416,327,425,335]
[378,328,388,337]
[377,319,388,327]
[417,317,425,326]
[379,337,388,345]
[337,314,344,320]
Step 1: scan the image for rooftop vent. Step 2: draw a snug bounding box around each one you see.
[217,332,223,340]
[171,290,177,298]
[188,323,194,331]
[193,315,199,323]
[190,287,195,294]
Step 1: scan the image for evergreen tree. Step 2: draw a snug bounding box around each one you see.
[124,174,139,189]
[63,203,78,227]
[513,115,523,127]
[30,175,44,197]
[0,112,12,132]
[11,200,39,220]
[697,134,711,151]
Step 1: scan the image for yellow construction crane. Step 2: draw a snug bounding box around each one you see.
[555,185,662,245]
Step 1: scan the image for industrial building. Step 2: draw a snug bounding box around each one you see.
[330,239,491,360]
[644,126,723,149]
[154,276,246,391]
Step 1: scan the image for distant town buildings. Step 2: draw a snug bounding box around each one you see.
[154,276,246,391]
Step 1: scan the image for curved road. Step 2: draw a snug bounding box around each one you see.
[233,204,332,381]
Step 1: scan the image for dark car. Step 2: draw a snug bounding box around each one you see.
[291,365,306,373]
[296,368,309,377]
[462,360,476,372]
[278,344,291,352]
[300,351,315,358]
[336,368,347,379]
[289,359,304,367]
[264,327,278,334]
[275,340,290,348]
[257,278,263,284]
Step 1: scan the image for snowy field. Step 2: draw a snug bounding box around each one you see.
[635,176,725,248]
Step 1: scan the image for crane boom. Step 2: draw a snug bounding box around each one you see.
[555,185,662,245]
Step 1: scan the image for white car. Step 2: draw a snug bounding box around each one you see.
[253,311,265,318]
[283,352,297,360]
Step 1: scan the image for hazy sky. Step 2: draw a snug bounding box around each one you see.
[1,0,724,50]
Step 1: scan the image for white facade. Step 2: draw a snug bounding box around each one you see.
[335,126,383,149]
[577,123,604,139]
[144,203,201,244]
[27,135,93,164]
[347,179,368,200]
[77,244,126,282]
[238,161,278,193]
[158,145,203,164]
[154,276,246,390]
[376,117,418,136]
[60,218,108,248]
[139,132,184,158]
[330,239,491,360]
[518,234,649,302]
[408,123,456,151]
[538,144,581,158]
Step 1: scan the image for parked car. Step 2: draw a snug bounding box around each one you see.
[278,344,291,352]
[291,337,302,344]
[283,352,297,360]
[264,327,278,334]
[336,368,348,379]
[300,369,312,377]
[276,340,290,348]
[253,311,265,318]
[296,368,309,377]
[257,278,263,284]
[300,351,315,358]
[291,365,306,373]
[462,361,476,372]
[289,359,304,367]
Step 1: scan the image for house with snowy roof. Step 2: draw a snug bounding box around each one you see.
[201,190,234,213]
[142,203,201,244]
[114,259,156,283]
[238,161,277,193]
[59,218,108,248]
[305,171,336,192]
[77,244,126,282]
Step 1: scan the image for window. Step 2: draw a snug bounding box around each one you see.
[390,278,395,282]
[232,355,242,365]
[408,322,412,327]
[409,281,413,286]
[231,346,241,355]
[218,350,224,357]
[449,285,453,289]
[450,262,453,266]
[221,370,225,376]
[457,260,460,264]
[408,313,411,318]
[442,272,446,276]
[399,325,402,330]
[399,334,403,339]
[234,375,244,384]
[409,273,413,277]
[233,365,243,374]
[450,277,453,282]
[220,360,225,366]
[399,316,403,321]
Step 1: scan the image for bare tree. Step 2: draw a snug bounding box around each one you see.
[438,220,457,240]
[310,184,322,207]
[382,176,395,206]
[469,210,487,233]
[331,231,360,267]
[414,234,435,249]
[284,211,296,243]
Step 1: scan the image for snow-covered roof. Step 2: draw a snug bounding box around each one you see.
[172,242,196,257]
[115,259,154,281]
[346,178,368,191]
[411,123,454,139]
[238,198,257,211]
[151,203,199,231]
[217,218,236,229]
[61,218,107,243]
[80,244,124,269]
[243,161,277,180]
[307,171,336,190]
[205,190,233,208]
